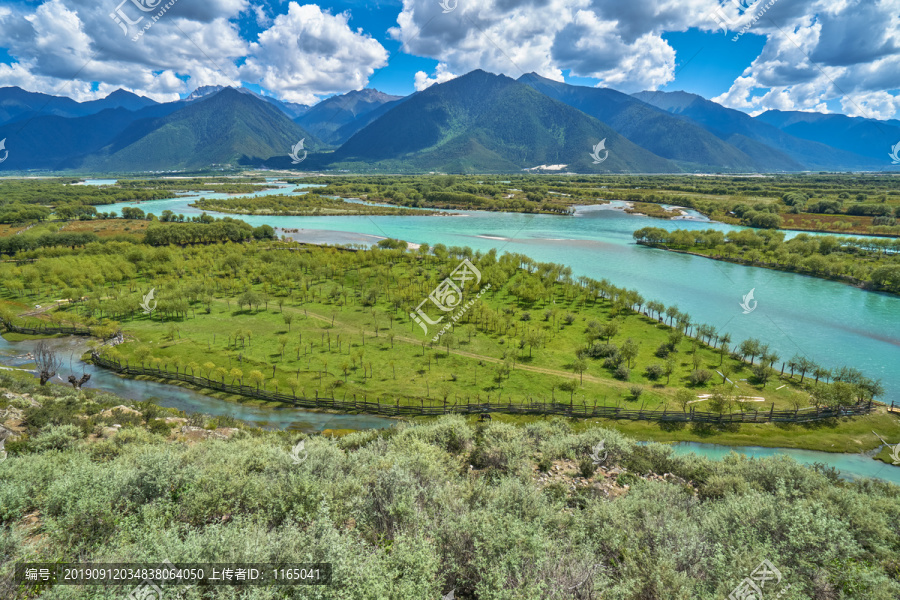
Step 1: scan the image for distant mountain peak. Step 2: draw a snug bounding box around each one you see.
[185,85,229,101]
[106,89,139,98]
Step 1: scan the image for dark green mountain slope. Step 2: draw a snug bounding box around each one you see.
[0,87,157,125]
[297,89,404,145]
[633,90,877,170]
[518,73,785,171]
[756,109,900,163]
[83,89,321,171]
[330,70,679,173]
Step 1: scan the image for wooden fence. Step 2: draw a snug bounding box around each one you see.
[1,319,92,336]
[90,353,877,423]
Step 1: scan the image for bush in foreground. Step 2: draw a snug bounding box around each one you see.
[0,376,899,599]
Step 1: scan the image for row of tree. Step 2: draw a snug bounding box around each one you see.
[633,227,900,293]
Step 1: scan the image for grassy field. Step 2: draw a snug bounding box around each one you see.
[98,296,811,410]
[0,239,866,416]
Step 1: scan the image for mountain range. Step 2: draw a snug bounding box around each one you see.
[1,71,898,173]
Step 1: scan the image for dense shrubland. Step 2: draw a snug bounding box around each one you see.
[1,372,899,599]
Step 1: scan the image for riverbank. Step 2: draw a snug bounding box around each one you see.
[633,226,900,296]
[469,410,900,455]
[637,242,882,293]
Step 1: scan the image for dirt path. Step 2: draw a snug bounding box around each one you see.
[213,299,643,395]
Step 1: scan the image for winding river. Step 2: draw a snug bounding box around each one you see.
[108,180,900,404]
[4,178,895,481]
[0,335,395,432]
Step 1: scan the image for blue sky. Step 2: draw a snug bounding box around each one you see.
[0,0,897,118]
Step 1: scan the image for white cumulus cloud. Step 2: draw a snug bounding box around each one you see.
[414,63,458,90]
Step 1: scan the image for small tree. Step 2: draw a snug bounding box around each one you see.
[573,358,587,384]
[720,363,734,385]
[664,357,676,384]
[214,367,228,383]
[675,388,693,412]
[443,333,455,357]
[249,370,264,391]
[560,379,577,403]
[34,340,61,385]
[621,338,639,368]
[284,313,294,331]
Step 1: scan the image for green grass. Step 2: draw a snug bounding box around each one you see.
[0,240,876,455]
[436,411,900,454]
[84,282,809,412]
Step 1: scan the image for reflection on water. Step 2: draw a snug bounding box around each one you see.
[0,335,395,433]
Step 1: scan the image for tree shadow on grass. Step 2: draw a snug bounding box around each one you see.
[658,420,686,432]
[689,421,742,437]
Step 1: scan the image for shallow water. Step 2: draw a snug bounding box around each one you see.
[667,441,900,485]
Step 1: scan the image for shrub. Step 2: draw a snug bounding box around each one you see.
[586,343,618,359]
[689,369,713,386]
[578,457,597,479]
[187,412,207,428]
[146,419,174,436]
[698,474,752,500]
[616,472,640,487]
[655,343,671,358]
[538,456,552,473]
[614,365,630,381]
[603,353,623,369]
[468,422,525,474]
[646,363,664,380]
[32,424,82,452]
[212,414,239,428]
[629,385,644,400]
